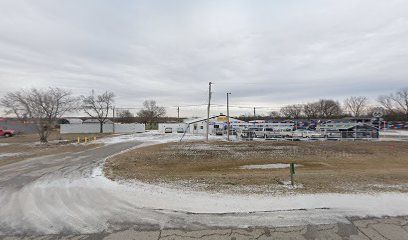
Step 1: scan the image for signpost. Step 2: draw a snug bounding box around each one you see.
[373,111,383,132]
[290,163,295,186]
[372,111,383,118]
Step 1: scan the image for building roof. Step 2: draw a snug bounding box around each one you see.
[66,118,83,124]
[184,114,246,125]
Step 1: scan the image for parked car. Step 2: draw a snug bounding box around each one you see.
[0,128,15,137]
[240,129,256,140]
[280,131,294,138]
[176,127,185,133]
[229,129,237,135]
[264,128,281,138]
[215,128,224,136]
[265,130,284,139]
[295,130,323,138]
[164,127,173,133]
[247,127,264,138]
[291,130,303,138]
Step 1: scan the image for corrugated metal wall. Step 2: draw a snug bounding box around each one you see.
[60,123,145,134]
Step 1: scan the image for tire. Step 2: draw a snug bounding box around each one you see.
[4,133,11,137]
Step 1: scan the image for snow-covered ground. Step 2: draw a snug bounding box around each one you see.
[96,130,224,145]
[379,130,408,141]
[95,129,408,146]
[380,130,408,137]
[380,129,408,136]
[2,131,408,234]
[0,152,22,159]
[93,134,408,217]
[61,166,408,217]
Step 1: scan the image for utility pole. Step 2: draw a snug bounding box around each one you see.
[206,82,212,142]
[227,92,231,141]
[253,107,256,118]
[177,106,180,120]
[112,106,115,133]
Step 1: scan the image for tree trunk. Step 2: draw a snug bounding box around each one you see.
[38,125,48,143]
[40,135,48,143]
[100,122,103,133]
[39,130,48,143]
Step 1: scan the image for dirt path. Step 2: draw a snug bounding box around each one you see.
[1,137,408,238]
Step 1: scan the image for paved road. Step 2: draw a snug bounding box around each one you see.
[2,216,408,239]
[1,140,407,239]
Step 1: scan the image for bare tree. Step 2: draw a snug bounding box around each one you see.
[390,88,408,120]
[0,92,26,119]
[268,111,281,119]
[81,91,115,133]
[137,100,166,128]
[378,87,408,120]
[303,102,320,119]
[117,110,134,123]
[315,99,342,118]
[377,95,394,112]
[280,104,303,119]
[344,96,369,117]
[0,88,77,142]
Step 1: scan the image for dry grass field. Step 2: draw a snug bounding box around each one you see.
[105,141,408,194]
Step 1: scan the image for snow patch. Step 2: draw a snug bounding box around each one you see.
[96,130,224,145]
[380,130,408,136]
[0,152,22,159]
[34,171,408,217]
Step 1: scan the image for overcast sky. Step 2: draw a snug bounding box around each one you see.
[0,0,407,117]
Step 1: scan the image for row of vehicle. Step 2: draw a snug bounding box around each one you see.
[386,122,408,129]
[164,127,185,133]
[245,127,323,139]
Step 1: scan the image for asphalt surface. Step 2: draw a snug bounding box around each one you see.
[0,140,407,239]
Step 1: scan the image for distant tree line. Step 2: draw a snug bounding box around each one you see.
[263,87,408,121]
[1,86,407,142]
[115,100,168,129]
[80,93,167,130]
[0,88,167,141]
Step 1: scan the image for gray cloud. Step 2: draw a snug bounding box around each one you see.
[0,0,407,117]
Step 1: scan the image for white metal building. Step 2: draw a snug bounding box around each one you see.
[184,115,247,135]
[60,123,145,134]
[158,123,188,133]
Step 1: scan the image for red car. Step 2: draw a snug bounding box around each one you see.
[0,128,15,137]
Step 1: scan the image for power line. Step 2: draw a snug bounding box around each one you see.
[114,104,281,110]
[206,82,212,142]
